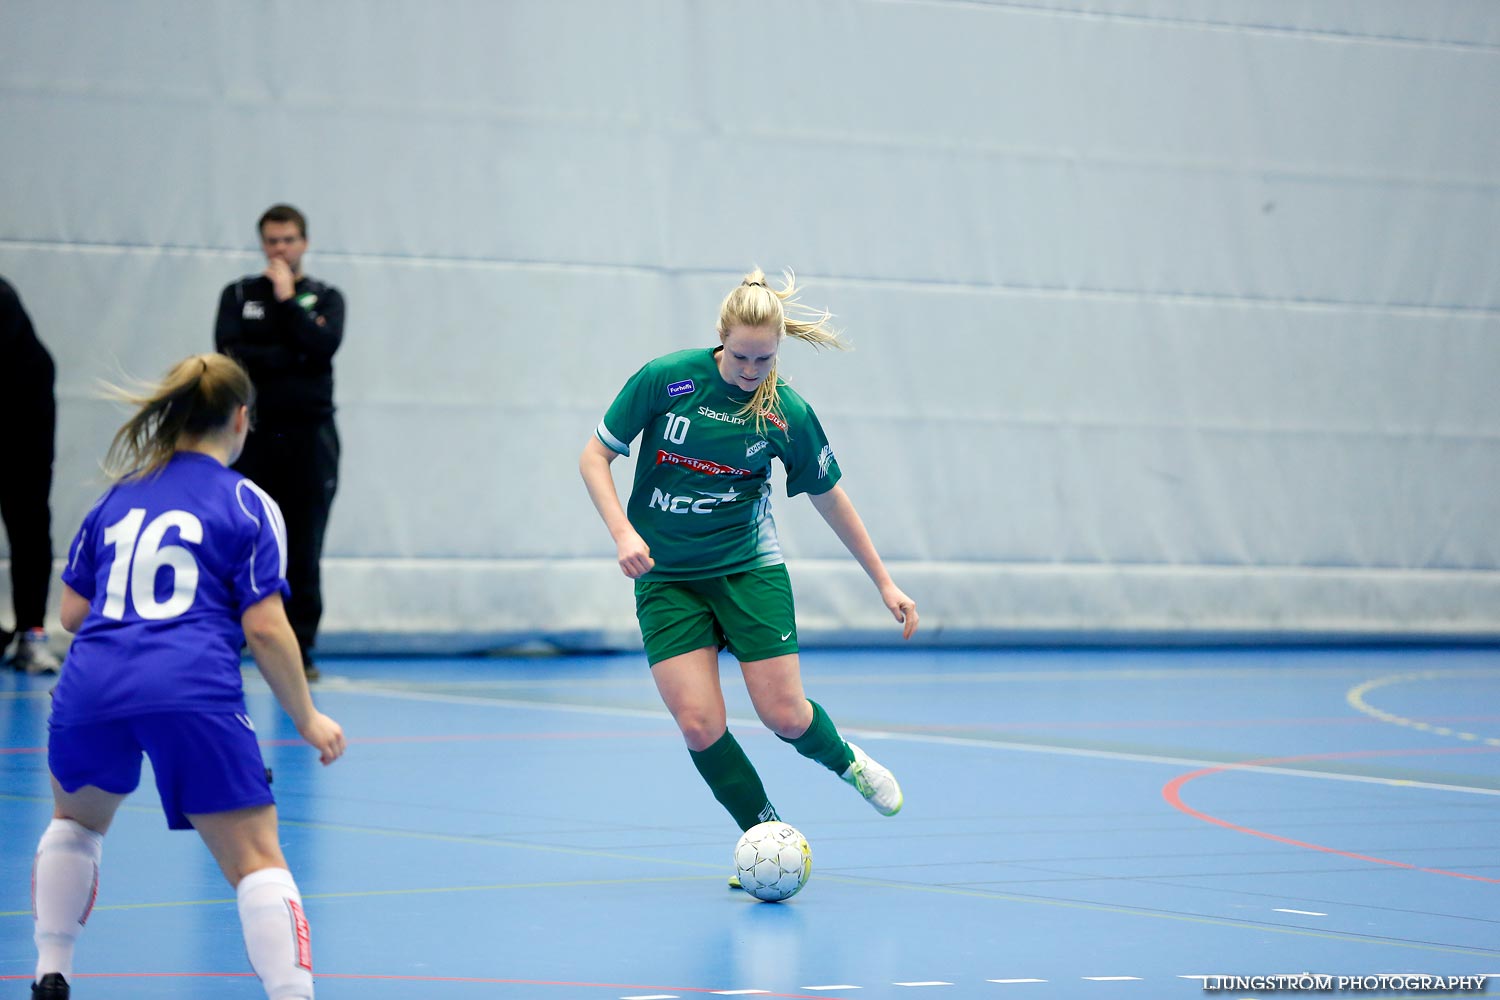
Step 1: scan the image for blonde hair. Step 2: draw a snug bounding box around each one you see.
[717,268,847,431]
[102,353,255,481]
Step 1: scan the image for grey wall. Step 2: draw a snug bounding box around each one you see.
[3,1,1498,650]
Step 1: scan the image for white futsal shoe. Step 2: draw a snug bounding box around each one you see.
[11,628,60,675]
[841,742,903,816]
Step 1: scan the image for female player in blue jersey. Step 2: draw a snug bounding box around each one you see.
[581,270,919,880]
[27,353,345,1000]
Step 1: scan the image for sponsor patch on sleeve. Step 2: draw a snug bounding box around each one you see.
[667,379,696,397]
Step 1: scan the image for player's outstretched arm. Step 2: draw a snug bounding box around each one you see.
[808,485,919,640]
[242,593,346,764]
[579,436,655,579]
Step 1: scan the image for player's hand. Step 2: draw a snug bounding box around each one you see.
[299,712,347,765]
[617,532,655,579]
[264,258,296,301]
[882,585,919,640]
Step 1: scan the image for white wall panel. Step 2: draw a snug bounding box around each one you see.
[2,0,1497,648]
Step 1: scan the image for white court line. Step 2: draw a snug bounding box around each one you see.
[988,979,1047,984]
[801,987,862,992]
[711,992,771,996]
[1274,908,1328,916]
[325,678,1500,798]
[1083,977,1142,981]
[894,984,954,988]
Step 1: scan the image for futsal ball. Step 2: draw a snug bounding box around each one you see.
[733,821,812,902]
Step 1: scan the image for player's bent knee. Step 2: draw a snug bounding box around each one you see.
[676,714,729,751]
[760,701,813,739]
[681,724,726,752]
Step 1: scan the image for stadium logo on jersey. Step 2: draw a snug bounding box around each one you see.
[697,405,748,426]
[747,439,768,459]
[817,444,835,479]
[649,487,741,514]
[242,302,265,320]
[656,450,750,477]
[667,379,696,397]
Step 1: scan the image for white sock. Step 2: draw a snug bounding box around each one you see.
[33,818,104,981]
[236,867,314,1000]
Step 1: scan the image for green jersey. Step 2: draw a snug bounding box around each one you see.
[595,347,842,581]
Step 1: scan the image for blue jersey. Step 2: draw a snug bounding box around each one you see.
[53,451,291,724]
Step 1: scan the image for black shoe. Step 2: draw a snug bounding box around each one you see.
[32,972,69,999]
[302,655,320,682]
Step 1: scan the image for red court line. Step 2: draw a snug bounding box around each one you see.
[2,730,674,755]
[0,972,845,998]
[1162,745,1500,884]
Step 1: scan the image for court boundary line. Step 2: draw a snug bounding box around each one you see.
[325,679,1500,797]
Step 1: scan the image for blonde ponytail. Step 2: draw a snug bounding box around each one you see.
[102,353,254,481]
[717,269,848,432]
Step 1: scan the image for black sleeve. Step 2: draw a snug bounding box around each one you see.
[0,277,51,373]
[273,284,344,360]
[215,281,299,374]
[213,282,240,354]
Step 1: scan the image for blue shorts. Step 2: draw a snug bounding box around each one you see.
[49,711,275,831]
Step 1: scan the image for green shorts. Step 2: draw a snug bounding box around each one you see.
[634,563,798,666]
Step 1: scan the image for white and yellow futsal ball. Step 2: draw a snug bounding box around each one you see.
[733,821,812,902]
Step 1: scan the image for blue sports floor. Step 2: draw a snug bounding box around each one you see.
[3,647,1498,999]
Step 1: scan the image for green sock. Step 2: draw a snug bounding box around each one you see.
[779,700,855,774]
[689,730,779,832]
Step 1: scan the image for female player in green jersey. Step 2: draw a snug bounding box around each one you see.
[580,269,919,860]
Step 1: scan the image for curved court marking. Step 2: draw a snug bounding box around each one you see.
[1348,670,1500,746]
[1163,745,1500,884]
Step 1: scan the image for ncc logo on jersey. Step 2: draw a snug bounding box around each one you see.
[667,379,696,398]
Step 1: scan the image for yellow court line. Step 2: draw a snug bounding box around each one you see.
[3,865,1495,960]
[0,874,718,918]
[4,801,1496,959]
[276,816,733,869]
[1347,669,1500,747]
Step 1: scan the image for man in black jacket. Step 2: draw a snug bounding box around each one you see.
[0,276,61,674]
[215,204,344,680]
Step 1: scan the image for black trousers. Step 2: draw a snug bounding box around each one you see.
[0,357,56,639]
[232,418,339,660]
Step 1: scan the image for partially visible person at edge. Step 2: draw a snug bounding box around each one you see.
[579,268,918,887]
[215,204,343,681]
[0,275,62,674]
[27,353,345,1000]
